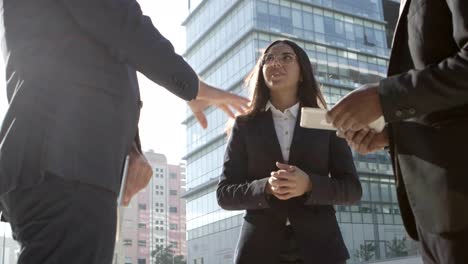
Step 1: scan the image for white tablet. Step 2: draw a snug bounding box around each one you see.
[116,155,130,243]
[117,155,130,206]
[300,107,385,133]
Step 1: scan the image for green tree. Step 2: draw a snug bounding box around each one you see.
[151,245,186,264]
[353,241,376,262]
[386,237,408,258]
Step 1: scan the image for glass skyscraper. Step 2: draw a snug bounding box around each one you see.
[182,1,418,263]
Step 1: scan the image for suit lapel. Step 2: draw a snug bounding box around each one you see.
[388,0,411,74]
[259,110,284,163]
[393,0,410,47]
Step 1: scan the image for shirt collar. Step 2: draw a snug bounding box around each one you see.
[265,101,300,119]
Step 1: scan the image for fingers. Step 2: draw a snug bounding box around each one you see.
[356,131,376,154]
[336,114,366,132]
[274,192,296,200]
[336,129,347,138]
[368,139,384,153]
[213,88,250,106]
[336,111,354,131]
[326,86,381,131]
[350,122,366,131]
[269,176,296,189]
[275,162,295,172]
[345,128,389,155]
[218,104,235,119]
[325,105,340,124]
[271,186,291,196]
[269,179,302,200]
[227,94,250,115]
[343,130,356,140]
[371,129,390,149]
[193,111,208,129]
[227,92,250,104]
[342,128,376,154]
[270,170,294,180]
[269,166,300,200]
[347,128,369,147]
[231,103,246,115]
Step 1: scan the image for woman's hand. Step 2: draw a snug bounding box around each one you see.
[267,162,312,200]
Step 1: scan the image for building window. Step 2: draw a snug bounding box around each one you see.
[124,257,132,264]
[170,224,178,230]
[170,173,177,179]
[170,241,178,248]
[169,207,178,213]
[170,190,178,196]
[138,240,147,247]
[194,257,204,264]
[137,259,146,264]
[123,239,132,246]
[138,223,146,229]
[138,204,147,210]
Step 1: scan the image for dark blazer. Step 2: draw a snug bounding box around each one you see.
[217,110,362,264]
[378,0,468,239]
[0,0,198,197]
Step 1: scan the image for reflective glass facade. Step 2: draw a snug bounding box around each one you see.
[183,1,419,263]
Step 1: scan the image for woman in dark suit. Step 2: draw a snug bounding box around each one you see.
[217,40,362,264]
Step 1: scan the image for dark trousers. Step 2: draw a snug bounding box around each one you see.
[417,224,468,264]
[0,173,117,264]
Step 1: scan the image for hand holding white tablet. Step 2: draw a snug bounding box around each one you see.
[300,107,385,133]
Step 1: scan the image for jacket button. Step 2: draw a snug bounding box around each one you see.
[395,110,403,117]
[408,108,416,115]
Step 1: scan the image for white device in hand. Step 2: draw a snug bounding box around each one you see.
[117,155,130,206]
[116,155,130,243]
[300,107,385,133]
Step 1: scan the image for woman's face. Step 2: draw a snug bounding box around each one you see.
[262,43,301,94]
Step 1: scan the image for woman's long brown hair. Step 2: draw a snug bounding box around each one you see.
[244,39,327,118]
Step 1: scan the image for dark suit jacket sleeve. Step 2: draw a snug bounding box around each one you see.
[59,0,198,101]
[216,119,271,211]
[304,134,362,205]
[378,0,468,123]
